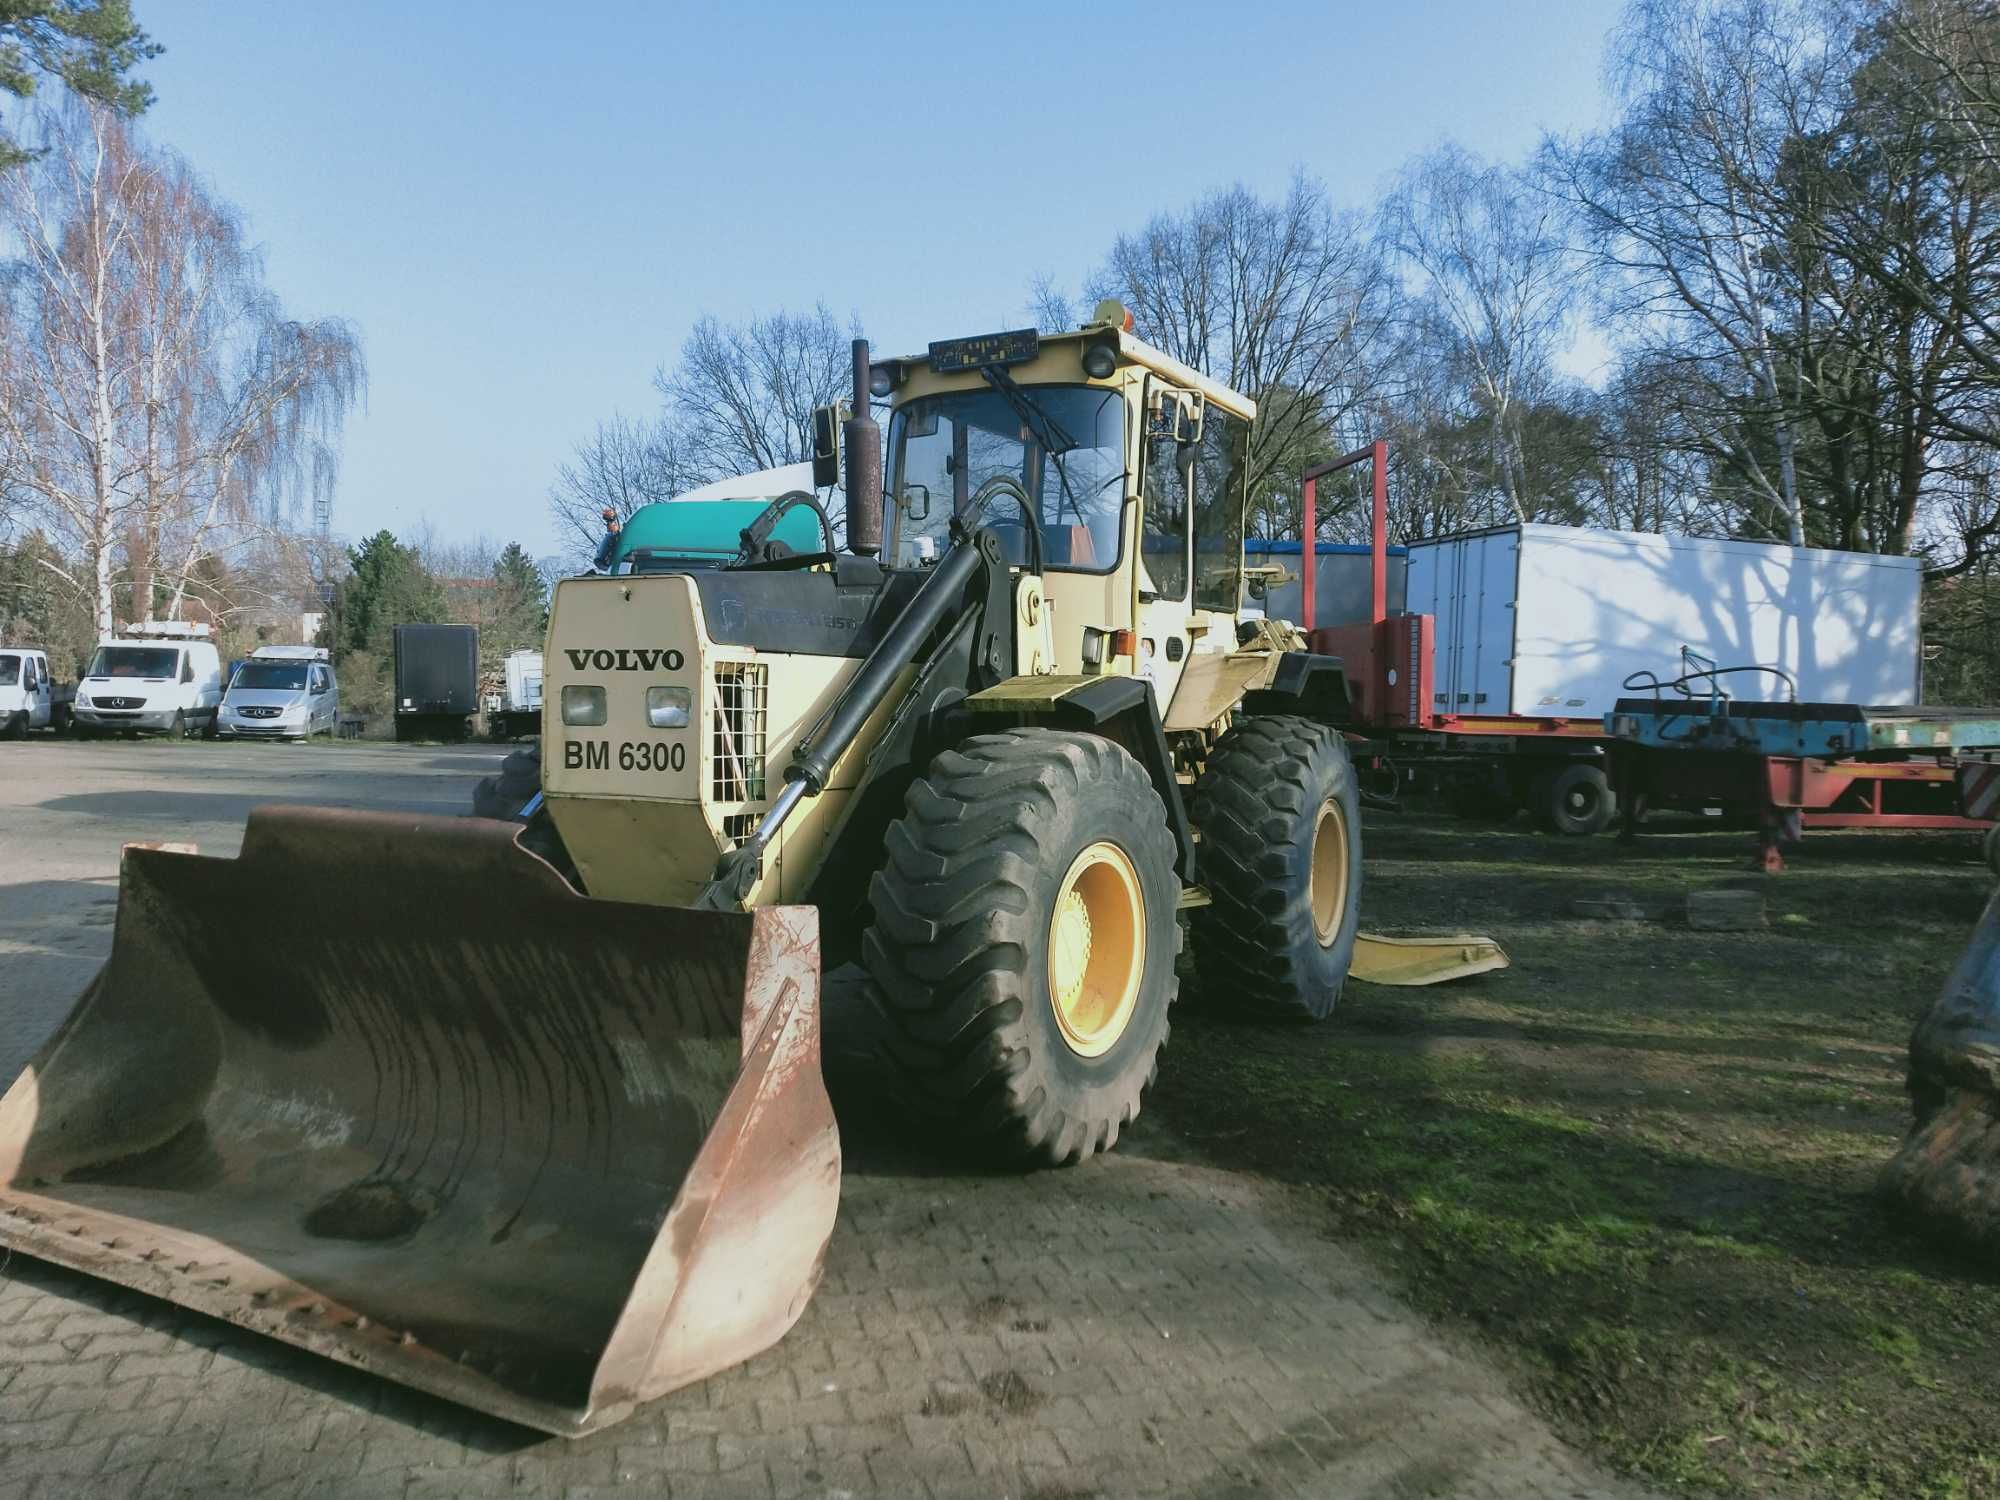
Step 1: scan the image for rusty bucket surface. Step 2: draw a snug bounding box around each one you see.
[0,808,839,1436]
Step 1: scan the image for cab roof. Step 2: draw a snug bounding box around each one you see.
[889,325,1258,423]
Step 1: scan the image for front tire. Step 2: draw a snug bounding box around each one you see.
[1192,715,1362,1021]
[863,729,1181,1167]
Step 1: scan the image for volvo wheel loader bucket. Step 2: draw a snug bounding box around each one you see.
[0,808,839,1437]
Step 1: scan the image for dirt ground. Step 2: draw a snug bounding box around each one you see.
[1157,806,2000,1500]
[0,738,1651,1500]
[2,739,1993,1496]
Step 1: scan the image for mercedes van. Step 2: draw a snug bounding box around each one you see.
[216,646,338,741]
[73,624,225,738]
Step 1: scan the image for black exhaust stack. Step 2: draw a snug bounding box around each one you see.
[844,339,882,557]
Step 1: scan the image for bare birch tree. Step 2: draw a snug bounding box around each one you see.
[1079,177,1398,537]
[1381,144,1577,521]
[0,104,361,633]
[1545,0,1846,544]
[547,411,689,567]
[0,105,149,633]
[657,304,854,480]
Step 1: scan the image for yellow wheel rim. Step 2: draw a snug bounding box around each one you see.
[1310,798,1350,945]
[1047,841,1146,1058]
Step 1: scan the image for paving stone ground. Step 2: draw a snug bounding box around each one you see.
[0,741,1661,1498]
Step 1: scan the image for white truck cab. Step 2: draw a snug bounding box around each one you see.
[73,623,224,738]
[0,648,56,737]
[216,645,338,741]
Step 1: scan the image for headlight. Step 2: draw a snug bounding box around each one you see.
[76,694,91,707]
[561,685,606,726]
[646,686,690,728]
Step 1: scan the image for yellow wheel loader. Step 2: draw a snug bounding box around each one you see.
[0,302,1502,1435]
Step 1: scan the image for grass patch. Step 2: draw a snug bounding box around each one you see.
[1156,809,2000,1499]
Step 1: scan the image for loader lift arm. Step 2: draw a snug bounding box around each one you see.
[697,527,1015,911]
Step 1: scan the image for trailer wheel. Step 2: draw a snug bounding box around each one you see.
[863,729,1180,1167]
[1531,761,1615,836]
[1191,715,1362,1022]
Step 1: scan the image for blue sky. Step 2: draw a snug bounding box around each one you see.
[136,0,1620,559]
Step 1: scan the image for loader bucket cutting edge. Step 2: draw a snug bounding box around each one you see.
[0,807,839,1437]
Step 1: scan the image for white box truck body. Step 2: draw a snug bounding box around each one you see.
[1406,524,1924,719]
[503,651,544,714]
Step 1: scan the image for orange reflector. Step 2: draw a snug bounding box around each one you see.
[1111,629,1138,658]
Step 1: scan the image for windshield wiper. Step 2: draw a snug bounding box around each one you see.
[979,364,1087,527]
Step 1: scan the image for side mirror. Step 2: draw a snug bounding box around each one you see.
[900,483,931,522]
[811,403,843,490]
[1148,389,1204,445]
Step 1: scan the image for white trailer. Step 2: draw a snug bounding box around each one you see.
[1406,524,1923,720]
[489,650,544,740]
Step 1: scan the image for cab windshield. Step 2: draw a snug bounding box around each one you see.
[230,663,309,692]
[0,655,17,687]
[886,384,1125,571]
[87,646,179,679]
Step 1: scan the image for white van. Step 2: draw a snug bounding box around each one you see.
[73,623,224,738]
[0,648,55,737]
[216,645,338,741]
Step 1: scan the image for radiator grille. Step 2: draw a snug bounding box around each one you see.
[710,663,768,802]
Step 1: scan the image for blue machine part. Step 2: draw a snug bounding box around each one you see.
[1607,699,2000,757]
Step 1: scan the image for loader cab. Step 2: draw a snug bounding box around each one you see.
[876,305,1254,707]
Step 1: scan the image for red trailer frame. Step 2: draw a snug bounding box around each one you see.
[1294,444,1993,860]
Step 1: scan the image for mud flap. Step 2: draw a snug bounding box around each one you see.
[0,808,839,1437]
[1350,932,1510,987]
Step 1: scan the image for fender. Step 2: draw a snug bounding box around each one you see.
[964,674,1196,882]
[1240,651,1354,725]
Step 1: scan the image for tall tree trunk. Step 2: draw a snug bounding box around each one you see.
[91,289,118,636]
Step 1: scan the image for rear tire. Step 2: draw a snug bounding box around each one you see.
[1192,715,1362,1022]
[1530,761,1615,835]
[863,729,1180,1167]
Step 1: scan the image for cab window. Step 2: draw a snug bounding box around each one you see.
[1192,406,1249,614]
[0,655,17,687]
[1141,398,1191,603]
[887,385,1126,572]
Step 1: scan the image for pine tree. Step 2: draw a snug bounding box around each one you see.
[335,531,446,660]
[0,1,160,166]
[488,542,548,656]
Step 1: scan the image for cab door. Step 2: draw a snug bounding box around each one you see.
[1135,379,1199,711]
[311,665,336,731]
[25,655,49,728]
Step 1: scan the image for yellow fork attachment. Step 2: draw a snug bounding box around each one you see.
[1351,932,1511,987]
